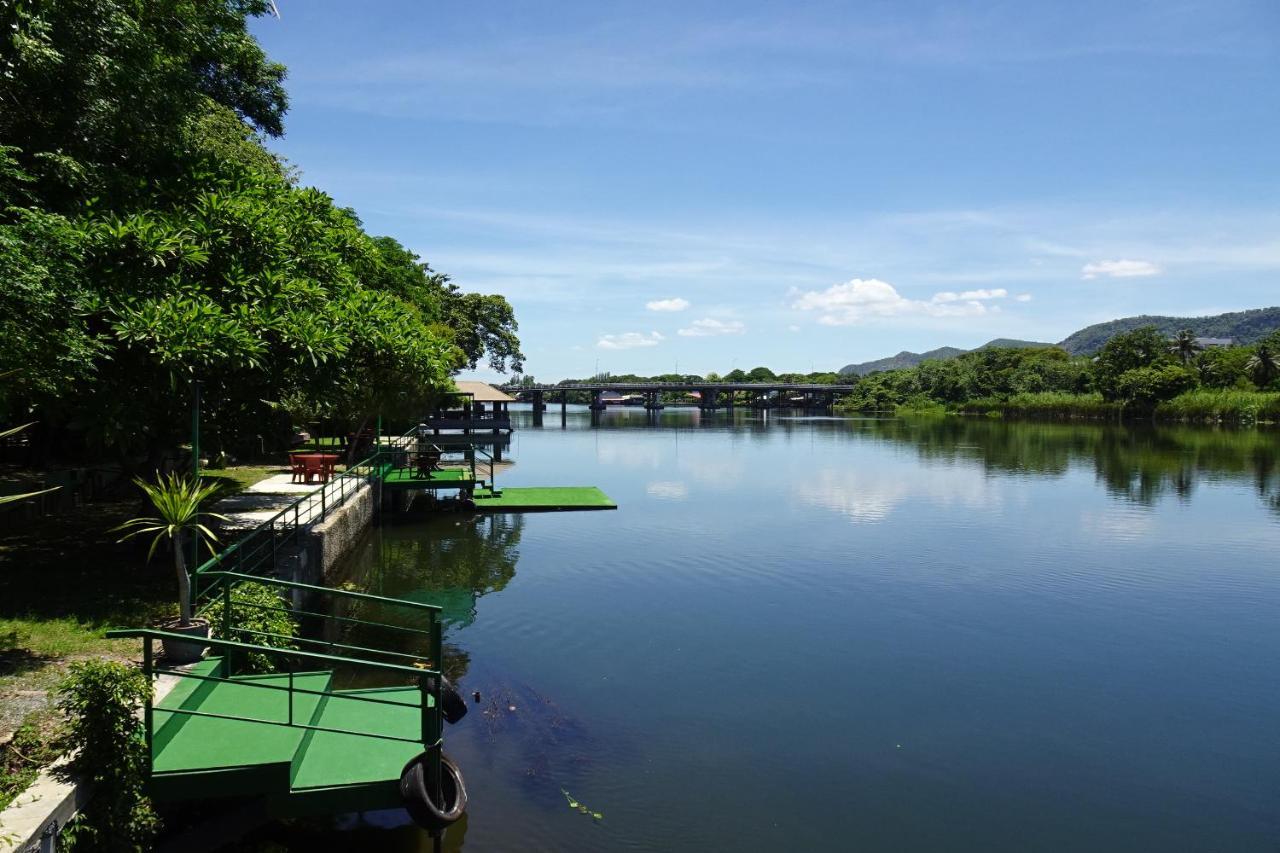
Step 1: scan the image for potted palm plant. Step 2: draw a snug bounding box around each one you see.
[116,473,227,663]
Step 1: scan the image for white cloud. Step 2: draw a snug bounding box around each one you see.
[932,288,1008,303]
[1081,259,1161,279]
[646,297,690,312]
[787,324,801,332]
[1015,293,1033,302]
[597,331,664,350]
[791,278,1011,326]
[678,318,746,337]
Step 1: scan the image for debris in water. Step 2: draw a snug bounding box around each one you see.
[561,789,603,821]
[473,691,482,703]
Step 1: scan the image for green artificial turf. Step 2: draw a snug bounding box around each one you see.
[472,486,616,511]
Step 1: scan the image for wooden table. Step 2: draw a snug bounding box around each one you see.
[290,452,340,484]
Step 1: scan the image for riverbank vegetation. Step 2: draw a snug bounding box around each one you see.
[837,327,1280,424]
[1,0,522,474]
[0,1,523,804]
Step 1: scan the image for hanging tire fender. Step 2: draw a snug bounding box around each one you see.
[440,676,468,724]
[400,752,468,831]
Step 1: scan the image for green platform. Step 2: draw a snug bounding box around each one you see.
[381,467,477,489]
[150,658,429,814]
[473,486,616,511]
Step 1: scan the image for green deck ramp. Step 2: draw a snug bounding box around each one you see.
[149,660,432,812]
[287,686,428,813]
[150,659,333,801]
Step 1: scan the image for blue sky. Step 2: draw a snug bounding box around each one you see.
[251,0,1280,380]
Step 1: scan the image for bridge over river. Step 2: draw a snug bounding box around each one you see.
[501,381,857,411]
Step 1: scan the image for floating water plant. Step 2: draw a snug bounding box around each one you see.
[561,788,604,821]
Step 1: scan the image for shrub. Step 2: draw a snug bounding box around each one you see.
[56,661,158,853]
[203,580,299,673]
[1155,390,1280,424]
[1115,364,1198,409]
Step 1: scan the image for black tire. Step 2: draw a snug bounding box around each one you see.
[400,752,468,831]
[440,676,468,724]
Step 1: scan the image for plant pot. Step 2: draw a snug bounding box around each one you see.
[158,618,211,664]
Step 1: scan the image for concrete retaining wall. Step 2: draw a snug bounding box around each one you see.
[304,480,378,583]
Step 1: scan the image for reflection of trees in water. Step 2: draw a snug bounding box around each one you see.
[334,515,524,684]
[858,417,1280,512]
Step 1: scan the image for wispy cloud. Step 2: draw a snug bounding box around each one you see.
[1081,259,1161,279]
[646,297,690,312]
[597,331,664,350]
[678,318,746,337]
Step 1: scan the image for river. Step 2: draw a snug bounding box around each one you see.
[244,407,1280,851]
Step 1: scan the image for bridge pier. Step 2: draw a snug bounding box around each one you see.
[589,390,606,411]
[531,390,547,412]
[644,391,664,410]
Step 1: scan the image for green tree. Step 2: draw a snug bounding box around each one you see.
[1114,364,1198,409]
[114,474,227,626]
[1169,329,1202,364]
[1093,327,1176,401]
[0,0,287,211]
[1246,342,1280,388]
[746,366,776,382]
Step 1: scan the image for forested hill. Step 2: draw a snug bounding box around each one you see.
[840,339,1049,376]
[839,308,1280,375]
[1058,307,1280,354]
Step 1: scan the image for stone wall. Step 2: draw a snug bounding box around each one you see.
[304,480,378,582]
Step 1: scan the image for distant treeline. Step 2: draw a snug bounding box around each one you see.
[836,327,1280,424]
[509,367,846,403]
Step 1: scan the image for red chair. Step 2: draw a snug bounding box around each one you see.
[289,454,308,483]
[303,456,326,484]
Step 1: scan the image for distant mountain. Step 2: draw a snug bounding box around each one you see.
[1057,307,1280,355]
[839,339,1051,376]
[838,308,1280,375]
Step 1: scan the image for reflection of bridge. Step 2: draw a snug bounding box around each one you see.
[502,382,856,412]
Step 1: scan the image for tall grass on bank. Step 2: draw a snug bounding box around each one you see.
[954,392,1124,420]
[1154,390,1280,424]
[894,398,948,417]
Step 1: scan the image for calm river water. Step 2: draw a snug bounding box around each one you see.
[251,407,1280,851]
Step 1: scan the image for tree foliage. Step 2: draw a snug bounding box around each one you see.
[837,327,1280,416]
[0,1,521,461]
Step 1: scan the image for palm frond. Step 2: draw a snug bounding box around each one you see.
[0,422,37,440]
[0,486,60,506]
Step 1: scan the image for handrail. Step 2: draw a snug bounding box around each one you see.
[200,570,441,613]
[105,629,438,677]
[191,426,420,598]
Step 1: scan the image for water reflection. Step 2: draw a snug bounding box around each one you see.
[528,406,1280,515]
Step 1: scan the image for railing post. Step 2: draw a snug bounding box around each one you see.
[143,638,154,772]
[288,669,294,727]
[221,579,232,661]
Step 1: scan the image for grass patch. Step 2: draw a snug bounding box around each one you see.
[1154,389,1280,424]
[201,464,287,498]
[894,400,948,417]
[954,392,1125,420]
[0,708,66,811]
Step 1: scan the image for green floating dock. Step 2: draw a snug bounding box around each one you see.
[149,658,427,815]
[473,486,616,511]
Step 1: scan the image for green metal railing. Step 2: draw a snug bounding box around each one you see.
[200,571,441,670]
[105,630,444,773]
[107,573,446,795]
[191,424,496,606]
